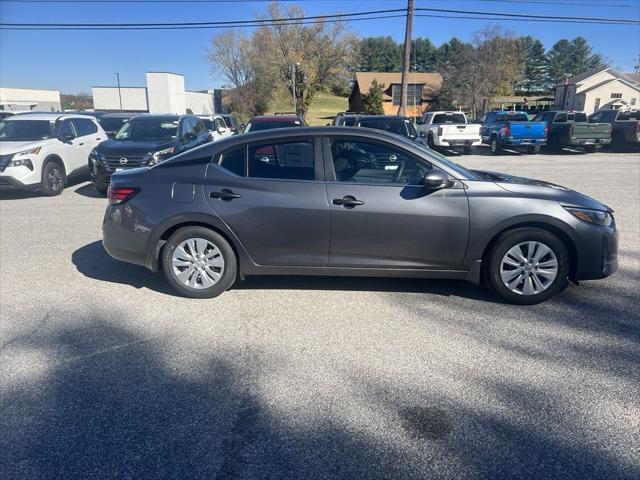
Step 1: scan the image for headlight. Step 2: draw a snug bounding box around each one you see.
[565,207,614,227]
[8,158,34,170]
[12,147,41,157]
[146,147,176,166]
[89,148,104,162]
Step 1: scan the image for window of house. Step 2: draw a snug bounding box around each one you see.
[611,93,622,99]
[248,140,315,181]
[392,84,423,106]
[594,98,601,111]
[631,98,637,106]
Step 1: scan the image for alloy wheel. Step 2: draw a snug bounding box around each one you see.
[499,241,558,296]
[48,166,63,192]
[171,238,225,289]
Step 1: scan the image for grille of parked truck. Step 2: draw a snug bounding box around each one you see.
[416,111,482,154]
[480,110,547,155]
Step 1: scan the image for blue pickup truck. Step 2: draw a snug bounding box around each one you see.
[479,111,547,154]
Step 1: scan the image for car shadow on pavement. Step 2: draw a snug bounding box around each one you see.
[2,317,636,479]
[75,182,105,199]
[72,241,178,296]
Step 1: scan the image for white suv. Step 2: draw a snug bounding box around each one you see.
[0,113,106,195]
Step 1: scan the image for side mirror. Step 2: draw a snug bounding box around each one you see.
[423,170,453,190]
[217,127,226,134]
[60,132,75,142]
[107,132,116,139]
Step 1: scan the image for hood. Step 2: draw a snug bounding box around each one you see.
[96,139,175,156]
[0,140,52,155]
[474,169,610,212]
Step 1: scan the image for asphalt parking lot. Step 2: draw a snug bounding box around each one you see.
[1,149,639,479]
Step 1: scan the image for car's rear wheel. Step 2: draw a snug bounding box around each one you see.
[487,228,570,305]
[161,226,237,298]
[41,161,66,196]
[584,145,599,153]
[526,145,541,154]
[490,137,501,155]
[95,185,108,196]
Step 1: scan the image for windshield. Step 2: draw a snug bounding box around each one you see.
[359,118,417,139]
[244,120,300,132]
[201,119,214,130]
[432,113,466,124]
[0,120,53,141]
[115,117,179,141]
[99,117,129,132]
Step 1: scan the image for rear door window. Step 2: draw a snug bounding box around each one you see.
[73,118,98,136]
[218,147,245,176]
[248,140,315,181]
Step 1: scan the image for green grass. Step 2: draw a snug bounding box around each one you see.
[268,91,348,126]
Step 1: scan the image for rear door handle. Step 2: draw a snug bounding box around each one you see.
[210,189,241,201]
[78,142,85,146]
[96,137,102,141]
[333,196,364,208]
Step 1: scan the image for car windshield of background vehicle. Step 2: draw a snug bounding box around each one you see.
[0,120,53,141]
[244,121,300,132]
[359,119,416,139]
[201,119,214,130]
[432,113,466,123]
[99,117,128,132]
[410,141,481,180]
[115,118,179,141]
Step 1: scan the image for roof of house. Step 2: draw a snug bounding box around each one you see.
[559,66,640,88]
[560,66,609,85]
[354,72,443,97]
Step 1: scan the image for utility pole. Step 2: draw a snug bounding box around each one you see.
[292,63,297,115]
[115,73,123,111]
[398,0,414,116]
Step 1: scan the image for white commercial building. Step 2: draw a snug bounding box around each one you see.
[92,72,214,115]
[0,87,61,112]
[554,66,640,114]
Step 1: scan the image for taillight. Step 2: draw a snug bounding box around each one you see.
[544,124,549,137]
[437,126,443,136]
[107,186,138,205]
[569,125,574,137]
[505,125,511,137]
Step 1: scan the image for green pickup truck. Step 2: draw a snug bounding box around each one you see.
[533,111,611,152]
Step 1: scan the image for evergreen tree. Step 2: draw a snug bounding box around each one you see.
[411,37,438,72]
[358,37,402,72]
[518,36,550,93]
[364,80,385,114]
[548,37,603,85]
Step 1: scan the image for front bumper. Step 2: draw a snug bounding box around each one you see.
[0,174,39,191]
[574,223,618,281]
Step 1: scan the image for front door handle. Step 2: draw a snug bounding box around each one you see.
[78,142,85,146]
[210,189,241,201]
[333,196,365,208]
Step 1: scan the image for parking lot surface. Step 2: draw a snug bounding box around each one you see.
[1,150,639,479]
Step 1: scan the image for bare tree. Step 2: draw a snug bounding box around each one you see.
[206,29,254,89]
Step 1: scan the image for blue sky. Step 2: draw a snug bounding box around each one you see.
[1,0,638,93]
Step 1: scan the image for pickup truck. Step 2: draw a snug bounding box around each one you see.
[588,109,640,150]
[533,110,611,152]
[479,110,547,154]
[415,111,481,154]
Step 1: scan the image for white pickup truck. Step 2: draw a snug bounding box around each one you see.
[416,111,482,154]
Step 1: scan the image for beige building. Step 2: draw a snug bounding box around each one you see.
[0,87,61,112]
[554,66,640,114]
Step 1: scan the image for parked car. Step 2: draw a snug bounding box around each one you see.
[102,126,617,305]
[533,110,611,153]
[198,115,232,142]
[479,110,547,154]
[0,111,15,121]
[416,111,482,154]
[332,112,363,126]
[89,114,209,194]
[355,115,425,144]
[97,112,137,139]
[0,113,106,195]
[243,114,306,133]
[219,114,241,135]
[588,109,640,150]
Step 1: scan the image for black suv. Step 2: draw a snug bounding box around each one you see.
[89,114,209,194]
[355,115,424,144]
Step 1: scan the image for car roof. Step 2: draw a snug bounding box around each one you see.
[358,115,410,121]
[100,112,137,118]
[128,114,181,121]
[4,112,97,121]
[249,115,301,122]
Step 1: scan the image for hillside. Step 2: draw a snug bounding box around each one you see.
[268,91,348,126]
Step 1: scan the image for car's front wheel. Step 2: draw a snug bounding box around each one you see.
[490,137,501,155]
[487,228,570,305]
[41,161,66,196]
[161,226,237,298]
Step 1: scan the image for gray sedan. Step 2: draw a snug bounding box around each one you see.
[102,127,617,304]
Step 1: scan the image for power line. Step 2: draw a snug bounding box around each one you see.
[0,0,636,5]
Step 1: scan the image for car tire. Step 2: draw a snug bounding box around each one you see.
[490,137,501,155]
[584,145,599,153]
[486,228,570,305]
[427,134,436,150]
[463,146,475,155]
[526,145,541,154]
[41,161,66,196]
[161,226,237,299]
[95,185,108,196]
